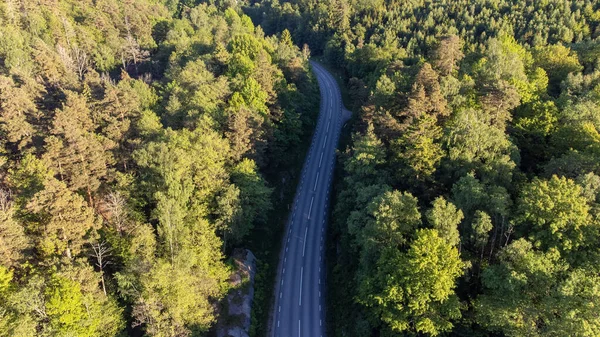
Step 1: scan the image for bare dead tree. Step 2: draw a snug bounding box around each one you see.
[140,72,152,84]
[56,44,89,80]
[30,289,48,319]
[302,43,311,60]
[104,192,127,234]
[58,18,89,80]
[57,44,74,72]
[0,188,12,213]
[100,72,116,86]
[121,16,149,75]
[488,218,498,263]
[72,47,90,81]
[91,240,112,296]
[61,17,76,47]
[4,0,17,25]
[503,222,514,247]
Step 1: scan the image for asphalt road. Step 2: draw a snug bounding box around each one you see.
[271,61,346,337]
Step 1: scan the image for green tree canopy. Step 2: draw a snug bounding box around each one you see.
[426,197,463,246]
[517,175,594,253]
[359,229,465,336]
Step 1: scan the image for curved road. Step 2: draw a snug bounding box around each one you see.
[271,61,346,337]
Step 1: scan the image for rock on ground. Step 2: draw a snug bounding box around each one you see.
[216,249,257,337]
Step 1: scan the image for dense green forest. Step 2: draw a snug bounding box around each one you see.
[0,0,318,336]
[2,0,600,336]
[245,0,600,336]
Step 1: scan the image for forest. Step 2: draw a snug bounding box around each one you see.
[245,0,600,336]
[2,0,600,336]
[0,0,317,336]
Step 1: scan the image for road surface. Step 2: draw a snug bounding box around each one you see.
[271,61,347,337]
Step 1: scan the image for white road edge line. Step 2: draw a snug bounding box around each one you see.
[302,227,308,257]
[299,267,303,306]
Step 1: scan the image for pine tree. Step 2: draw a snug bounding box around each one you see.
[392,114,444,182]
[43,91,111,206]
[27,175,99,261]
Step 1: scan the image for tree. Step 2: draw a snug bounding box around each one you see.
[552,120,600,156]
[26,172,99,262]
[432,35,464,76]
[444,108,518,186]
[113,222,157,302]
[132,127,230,335]
[0,189,30,267]
[451,173,487,217]
[337,183,390,250]
[134,126,229,207]
[280,29,293,46]
[228,159,272,243]
[406,63,448,119]
[90,241,112,296]
[344,123,387,185]
[359,229,465,336]
[513,100,559,171]
[392,113,444,182]
[251,49,280,104]
[225,97,265,160]
[476,35,537,128]
[237,77,269,115]
[517,175,593,253]
[0,266,37,337]
[95,75,158,168]
[362,190,420,240]
[373,74,396,109]
[44,269,123,337]
[351,190,422,333]
[270,107,303,168]
[214,183,242,249]
[121,19,149,74]
[43,91,111,206]
[552,269,600,336]
[577,172,600,203]
[476,239,600,336]
[45,275,89,336]
[229,34,263,60]
[426,197,463,246]
[471,211,493,258]
[532,44,583,96]
[328,0,350,33]
[514,100,559,137]
[132,254,228,337]
[8,153,52,202]
[0,76,38,151]
[164,59,230,128]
